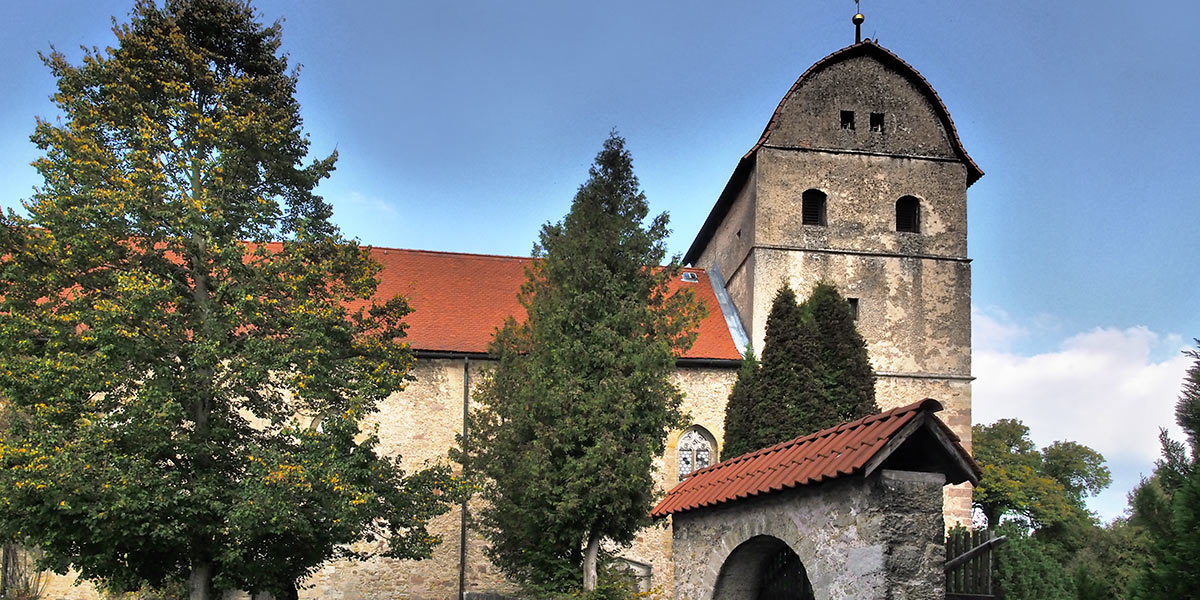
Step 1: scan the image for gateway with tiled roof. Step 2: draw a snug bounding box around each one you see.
[652,399,980,519]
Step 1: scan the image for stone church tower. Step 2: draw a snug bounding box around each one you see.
[685,39,982,520]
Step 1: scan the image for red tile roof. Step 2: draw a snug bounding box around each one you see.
[366,247,742,361]
[650,398,980,518]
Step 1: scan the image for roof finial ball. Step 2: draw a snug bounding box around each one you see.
[853,12,865,44]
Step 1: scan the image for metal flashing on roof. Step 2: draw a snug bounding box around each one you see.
[706,263,750,353]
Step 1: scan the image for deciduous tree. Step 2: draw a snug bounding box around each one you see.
[0,1,452,598]
[971,419,1109,529]
[461,134,702,592]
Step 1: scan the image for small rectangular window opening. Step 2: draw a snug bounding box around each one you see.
[840,110,855,130]
[847,298,859,321]
[870,112,884,132]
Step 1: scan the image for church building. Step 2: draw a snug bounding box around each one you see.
[304,37,981,600]
[44,37,981,600]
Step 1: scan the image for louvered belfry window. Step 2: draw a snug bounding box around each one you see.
[801,189,827,226]
[896,196,920,233]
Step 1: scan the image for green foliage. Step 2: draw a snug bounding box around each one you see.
[1128,341,1200,599]
[973,420,1128,599]
[719,345,758,459]
[972,419,1109,529]
[461,134,703,591]
[1041,441,1112,504]
[1066,519,1141,600]
[798,282,876,425]
[722,282,875,458]
[993,524,1074,600]
[0,0,453,596]
[103,580,188,600]
[723,287,812,457]
[524,563,656,600]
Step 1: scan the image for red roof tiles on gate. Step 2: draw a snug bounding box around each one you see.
[650,398,980,518]
[365,247,742,361]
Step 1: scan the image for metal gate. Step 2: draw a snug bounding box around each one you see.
[756,544,815,600]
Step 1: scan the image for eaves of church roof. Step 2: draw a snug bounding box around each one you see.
[367,246,743,362]
[684,40,983,266]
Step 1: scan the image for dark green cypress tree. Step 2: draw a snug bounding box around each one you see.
[1130,341,1200,599]
[722,282,877,458]
[722,286,821,457]
[798,282,877,428]
[462,133,703,592]
[720,345,759,459]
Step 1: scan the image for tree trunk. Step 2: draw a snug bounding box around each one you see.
[582,533,600,591]
[189,558,213,600]
[1,542,10,599]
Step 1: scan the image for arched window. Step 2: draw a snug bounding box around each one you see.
[896,195,920,233]
[801,189,827,226]
[678,426,716,481]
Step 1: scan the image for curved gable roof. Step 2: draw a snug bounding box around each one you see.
[754,40,983,181]
[684,40,982,265]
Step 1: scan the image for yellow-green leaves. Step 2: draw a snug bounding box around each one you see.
[0,0,450,595]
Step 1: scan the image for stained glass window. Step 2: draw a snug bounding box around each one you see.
[678,427,715,481]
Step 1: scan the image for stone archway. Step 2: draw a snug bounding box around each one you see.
[712,535,815,600]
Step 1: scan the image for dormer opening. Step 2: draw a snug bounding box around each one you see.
[840,110,855,130]
[870,112,885,132]
[896,196,921,233]
[801,189,827,226]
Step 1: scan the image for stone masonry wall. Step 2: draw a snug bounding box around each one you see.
[767,54,958,159]
[671,469,946,600]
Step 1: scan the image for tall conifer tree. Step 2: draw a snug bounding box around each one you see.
[723,286,819,457]
[462,134,702,592]
[798,282,876,426]
[1130,341,1200,599]
[0,2,452,598]
[720,346,760,459]
[722,282,876,458]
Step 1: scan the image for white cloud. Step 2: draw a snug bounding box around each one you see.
[336,190,400,218]
[972,306,1029,353]
[972,314,1192,521]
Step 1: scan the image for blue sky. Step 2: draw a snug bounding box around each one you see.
[2,0,1198,522]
